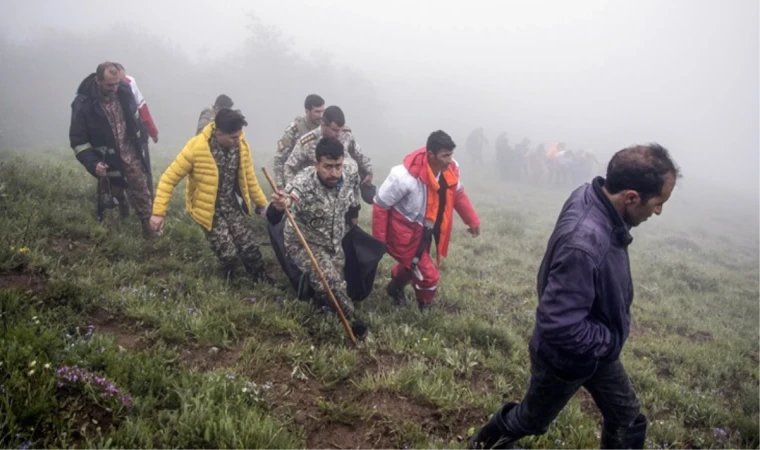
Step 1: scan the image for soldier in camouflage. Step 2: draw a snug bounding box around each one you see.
[268,136,369,339]
[282,105,373,188]
[152,109,273,284]
[196,94,234,135]
[272,94,325,187]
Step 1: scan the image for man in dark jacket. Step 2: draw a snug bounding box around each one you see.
[69,61,156,238]
[468,143,680,449]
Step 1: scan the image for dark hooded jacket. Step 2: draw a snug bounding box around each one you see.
[69,73,147,186]
[530,176,635,379]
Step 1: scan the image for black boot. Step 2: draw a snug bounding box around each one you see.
[467,402,520,449]
[221,262,237,282]
[243,258,275,286]
[351,318,369,340]
[386,277,409,306]
[600,413,647,449]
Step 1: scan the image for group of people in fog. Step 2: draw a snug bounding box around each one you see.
[466,127,601,188]
[69,61,681,449]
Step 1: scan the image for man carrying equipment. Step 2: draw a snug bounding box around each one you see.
[268,136,369,339]
[69,61,156,237]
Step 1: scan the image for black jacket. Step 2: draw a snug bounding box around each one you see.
[69,73,147,186]
[530,176,635,378]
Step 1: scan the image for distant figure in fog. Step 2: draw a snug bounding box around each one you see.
[469,143,681,450]
[466,127,489,165]
[197,94,234,135]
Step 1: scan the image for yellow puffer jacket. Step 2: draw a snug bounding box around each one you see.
[152,123,269,231]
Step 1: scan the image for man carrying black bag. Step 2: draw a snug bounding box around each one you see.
[267,153,384,302]
[266,137,385,339]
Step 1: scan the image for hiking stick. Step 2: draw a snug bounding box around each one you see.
[261,167,358,346]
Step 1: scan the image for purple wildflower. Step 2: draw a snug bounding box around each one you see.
[248,297,257,304]
[55,365,133,407]
[18,440,31,450]
[187,307,197,314]
[713,427,728,443]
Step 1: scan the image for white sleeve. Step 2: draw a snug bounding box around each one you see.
[126,75,146,108]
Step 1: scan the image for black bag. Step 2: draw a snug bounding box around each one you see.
[267,218,386,302]
[342,224,387,302]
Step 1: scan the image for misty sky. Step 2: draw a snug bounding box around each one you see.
[4,0,759,195]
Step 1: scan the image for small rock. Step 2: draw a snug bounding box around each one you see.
[209,347,220,356]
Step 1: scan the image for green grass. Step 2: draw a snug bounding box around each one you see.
[0,149,757,448]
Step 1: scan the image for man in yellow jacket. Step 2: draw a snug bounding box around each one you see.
[150,109,273,283]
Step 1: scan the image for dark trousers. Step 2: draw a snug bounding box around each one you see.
[475,349,643,448]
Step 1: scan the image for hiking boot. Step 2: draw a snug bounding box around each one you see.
[251,271,276,286]
[386,278,409,306]
[417,300,434,311]
[221,262,237,282]
[118,199,130,218]
[467,402,521,449]
[600,413,648,449]
[351,319,369,340]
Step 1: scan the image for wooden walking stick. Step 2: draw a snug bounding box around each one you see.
[261,167,358,346]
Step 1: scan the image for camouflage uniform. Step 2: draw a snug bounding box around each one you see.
[282,126,372,187]
[204,136,267,278]
[100,96,153,223]
[196,106,215,135]
[272,116,320,187]
[284,166,361,317]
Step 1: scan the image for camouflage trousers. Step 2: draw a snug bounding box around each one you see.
[99,144,153,222]
[288,244,355,318]
[204,208,266,277]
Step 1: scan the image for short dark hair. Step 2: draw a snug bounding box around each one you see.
[215,108,248,133]
[214,94,234,109]
[305,94,325,111]
[426,130,456,154]
[605,143,681,203]
[315,137,344,161]
[322,106,345,127]
[113,62,124,72]
[96,62,119,80]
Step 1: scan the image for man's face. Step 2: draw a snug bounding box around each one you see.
[427,149,454,173]
[215,129,242,150]
[97,69,120,99]
[315,155,344,187]
[322,121,342,139]
[622,174,676,227]
[306,105,325,126]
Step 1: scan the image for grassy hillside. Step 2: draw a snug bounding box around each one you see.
[0,149,757,449]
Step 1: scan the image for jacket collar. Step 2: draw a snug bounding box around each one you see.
[592,176,633,247]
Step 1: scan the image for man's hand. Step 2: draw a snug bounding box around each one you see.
[152,135,159,144]
[467,225,480,237]
[361,174,373,184]
[95,162,108,178]
[150,215,165,233]
[271,190,291,212]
